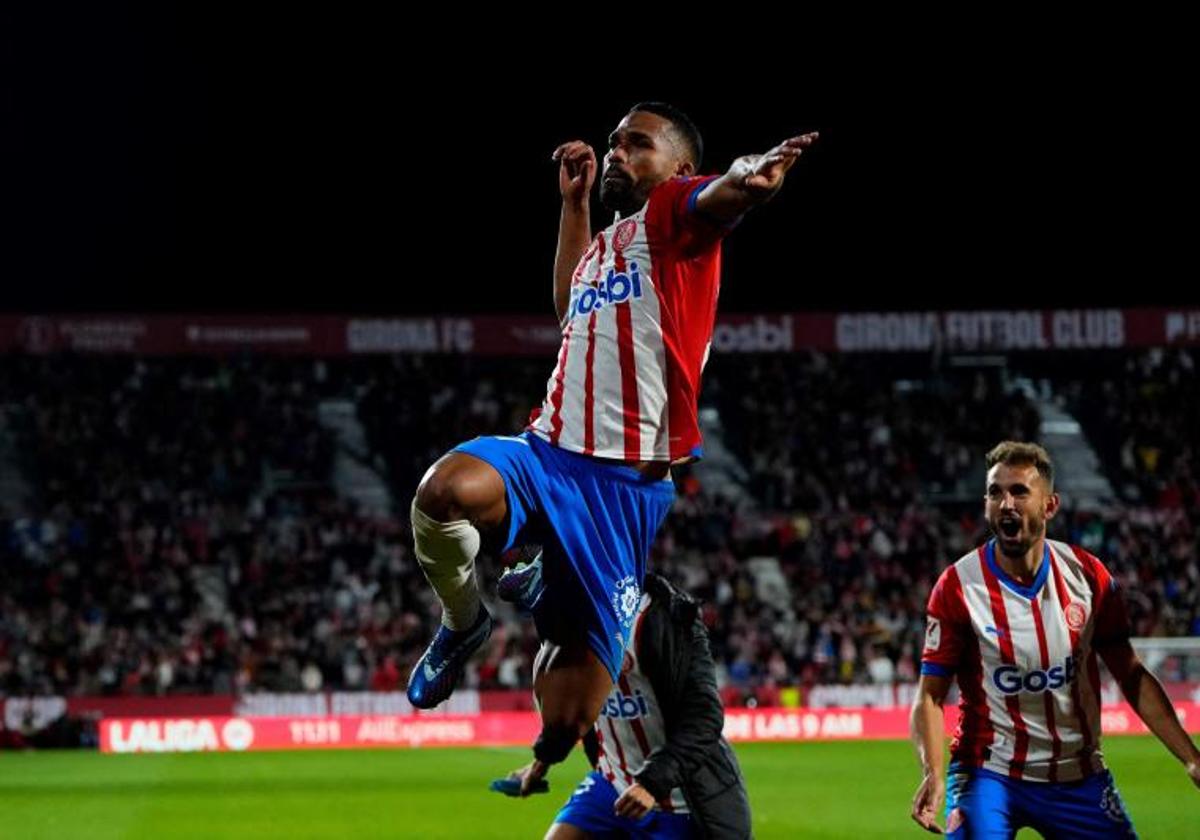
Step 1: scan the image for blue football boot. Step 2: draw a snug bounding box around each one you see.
[406,604,493,709]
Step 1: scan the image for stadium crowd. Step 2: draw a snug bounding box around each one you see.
[1,350,1196,701]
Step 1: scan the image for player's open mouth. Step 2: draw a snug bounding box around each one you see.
[999,519,1021,538]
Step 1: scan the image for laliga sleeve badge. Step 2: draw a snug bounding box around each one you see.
[925,618,942,651]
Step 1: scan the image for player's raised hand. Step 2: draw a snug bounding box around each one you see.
[552,141,596,207]
[731,132,818,198]
[911,772,944,834]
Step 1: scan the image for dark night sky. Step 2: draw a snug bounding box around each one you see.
[3,10,1196,314]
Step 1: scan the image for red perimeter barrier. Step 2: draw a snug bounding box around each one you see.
[98,703,1200,754]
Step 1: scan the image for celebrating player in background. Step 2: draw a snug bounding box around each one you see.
[910,441,1200,837]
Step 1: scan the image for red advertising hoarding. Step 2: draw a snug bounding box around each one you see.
[98,703,1200,753]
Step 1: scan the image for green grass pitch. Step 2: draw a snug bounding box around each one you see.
[1,737,1195,838]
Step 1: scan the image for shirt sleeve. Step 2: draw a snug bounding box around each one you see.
[921,565,971,678]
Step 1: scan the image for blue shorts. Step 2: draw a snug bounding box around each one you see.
[451,432,675,681]
[555,771,695,840]
[945,762,1137,839]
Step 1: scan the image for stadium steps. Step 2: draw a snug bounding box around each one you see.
[317,399,394,519]
[694,405,797,615]
[0,407,34,517]
[1031,394,1116,512]
[693,405,756,509]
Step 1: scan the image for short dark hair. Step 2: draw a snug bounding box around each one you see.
[986,441,1055,490]
[630,101,703,169]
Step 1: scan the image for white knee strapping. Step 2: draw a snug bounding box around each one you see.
[410,500,482,630]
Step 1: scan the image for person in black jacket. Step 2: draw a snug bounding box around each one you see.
[499,558,752,839]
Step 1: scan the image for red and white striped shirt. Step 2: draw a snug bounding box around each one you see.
[594,593,689,812]
[528,175,728,463]
[921,539,1131,783]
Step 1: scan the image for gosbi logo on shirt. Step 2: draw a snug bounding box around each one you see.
[601,688,651,720]
[925,618,941,651]
[992,655,1077,695]
[568,263,644,321]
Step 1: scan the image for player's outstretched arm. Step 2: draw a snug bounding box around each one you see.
[1099,640,1200,790]
[910,674,952,834]
[551,141,596,325]
[694,132,818,224]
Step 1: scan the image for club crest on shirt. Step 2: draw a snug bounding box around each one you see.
[613,219,638,253]
[1065,602,1088,632]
